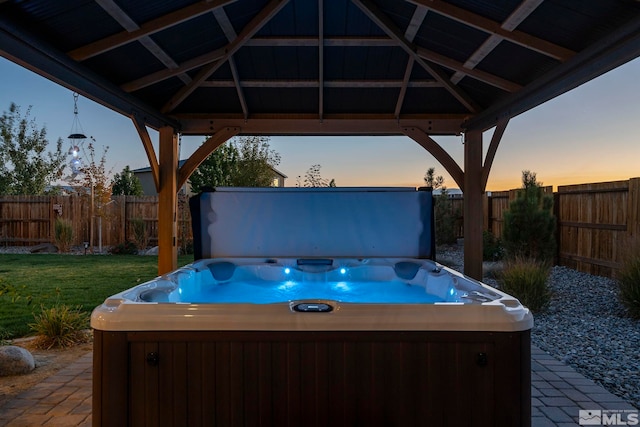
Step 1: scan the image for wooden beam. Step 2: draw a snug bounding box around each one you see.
[177,115,466,135]
[157,127,178,275]
[131,114,160,191]
[318,0,324,121]
[177,127,240,189]
[351,0,480,113]
[481,115,509,191]
[409,0,575,61]
[245,36,398,47]
[199,79,440,88]
[451,0,545,84]
[416,47,521,92]
[161,0,290,113]
[405,5,428,42]
[401,126,465,191]
[68,0,235,60]
[395,57,414,119]
[463,129,483,280]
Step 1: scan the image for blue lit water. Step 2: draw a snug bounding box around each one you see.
[178,280,443,304]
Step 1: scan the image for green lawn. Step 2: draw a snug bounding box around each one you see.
[0,254,194,339]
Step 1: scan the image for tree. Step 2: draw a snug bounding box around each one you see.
[0,103,66,195]
[112,165,143,195]
[424,167,458,245]
[502,170,556,262]
[302,164,336,187]
[77,142,113,252]
[189,136,280,192]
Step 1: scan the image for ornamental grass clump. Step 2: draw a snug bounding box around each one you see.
[54,218,74,253]
[29,304,90,349]
[617,241,640,319]
[500,257,551,312]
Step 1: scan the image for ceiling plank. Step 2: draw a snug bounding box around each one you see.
[351,0,480,113]
[409,0,575,61]
[246,36,398,47]
[161,0,290,113]
[68,0,235,61]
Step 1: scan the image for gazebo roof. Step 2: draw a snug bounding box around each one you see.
[2,0,639,137]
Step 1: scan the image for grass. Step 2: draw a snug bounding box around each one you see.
[499,256,552,313]
[0,254,193,339]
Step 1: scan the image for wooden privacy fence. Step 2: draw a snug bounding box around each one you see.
[485,178,640,278]
[2,178,639,277]
[0,194,192,251]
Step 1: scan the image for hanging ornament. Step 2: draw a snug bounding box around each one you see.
[67,93,87,180]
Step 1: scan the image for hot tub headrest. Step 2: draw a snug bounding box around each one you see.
[208,261,236,281]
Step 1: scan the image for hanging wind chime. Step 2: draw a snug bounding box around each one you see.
[67,92,86,180]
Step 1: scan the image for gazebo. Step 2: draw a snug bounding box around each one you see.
[1,0,639,278]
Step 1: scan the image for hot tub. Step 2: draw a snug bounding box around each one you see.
[92,188,532,427]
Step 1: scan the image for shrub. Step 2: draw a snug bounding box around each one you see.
[483,231,504,261]
[499,257,551,312]
[54,218,74,253]
[29,304,90,349]
[130,218,149,250]
[502,171,556,262]
[617,241,640,319]
[108,241,139,255]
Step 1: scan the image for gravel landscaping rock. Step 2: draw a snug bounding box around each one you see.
[436,244,640,410]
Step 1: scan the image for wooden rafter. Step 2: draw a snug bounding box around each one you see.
[481,115,509,191]
[213,8,248,119]
[351,0,480,113]
[402,126,465,191]
[94,0,192,85]
[409,0,575,61]
[131,114,160,192]
[177,127,240,189]
[394,57,414,119]
[161,0,289,114]
[451,0,545,84]
[68,0,234,61]
[199,79,440,88]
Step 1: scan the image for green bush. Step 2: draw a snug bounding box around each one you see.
[54,218,74,253]
[618,242,640,319]
[483,231,504,261]
[29,304,90,349]
[502,171,556,262]
[499,257,551,312]
[109,241,139,255]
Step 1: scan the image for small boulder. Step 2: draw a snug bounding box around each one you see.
[143,246,159,256]
[29,243,58,253]
[0,346,35,376]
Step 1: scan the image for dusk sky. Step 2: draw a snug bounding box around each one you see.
[1,55,639,191]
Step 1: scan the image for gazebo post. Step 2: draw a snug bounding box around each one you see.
[463,129,484,280]
[158,126,178,275]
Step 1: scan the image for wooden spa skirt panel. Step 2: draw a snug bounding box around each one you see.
[93,330,531,427]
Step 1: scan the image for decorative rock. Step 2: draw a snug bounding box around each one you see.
[143,246,159,256]
[29,243,58,253]
[0,346,35,376]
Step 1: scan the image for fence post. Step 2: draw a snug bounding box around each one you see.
[628,178,640,240]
